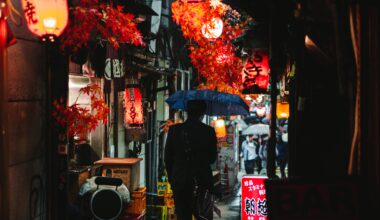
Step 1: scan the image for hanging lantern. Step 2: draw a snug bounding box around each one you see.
[214,118,226,138]
[21,0,68,42]
[201,17,224,40]
[256,106,266,117]
[241,50,270,94]
[276,102,289,119]
[125,84,144,128]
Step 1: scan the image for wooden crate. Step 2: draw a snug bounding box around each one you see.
[94,158,143,191]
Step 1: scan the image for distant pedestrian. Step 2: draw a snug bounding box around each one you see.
[259,135,269,175]
[242,135,262,174]
[276,133,289,178]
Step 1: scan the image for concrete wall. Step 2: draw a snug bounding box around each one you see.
[3,1,50,219]
[6,27,48,220]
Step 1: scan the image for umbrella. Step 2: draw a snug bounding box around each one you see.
[165,90,249,116]
[242,123,269,136]
[231,118,248,131]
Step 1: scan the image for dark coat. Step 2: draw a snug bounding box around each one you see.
[164,118,217,192]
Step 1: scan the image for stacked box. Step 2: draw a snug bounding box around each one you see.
[164,193,174,208]
[126,187,146,215]
[167,207,176,220]
[147,205,168,220]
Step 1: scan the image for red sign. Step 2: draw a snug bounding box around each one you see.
[265,178,360,220]
[125,87,144,127]
[242,50,270,94]
[241,176,268,220]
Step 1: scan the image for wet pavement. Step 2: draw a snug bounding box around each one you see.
[213,171,244,220]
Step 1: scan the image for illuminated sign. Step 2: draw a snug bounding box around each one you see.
[241,176,268,220]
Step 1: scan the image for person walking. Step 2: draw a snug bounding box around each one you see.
[258,135,269,175]
[164,100,217,220]
[242,134,261,174]
[276,133,289,178]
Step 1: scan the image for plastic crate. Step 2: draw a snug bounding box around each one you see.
[164,193,174,208]
[126,187,146,215]
[146,205,167,220]
[132,187,146,198]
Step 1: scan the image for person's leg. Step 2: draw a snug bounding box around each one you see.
[173,188,194,220]
[245,160,254,174]
[279,158,286,178]
[256,157,262,174]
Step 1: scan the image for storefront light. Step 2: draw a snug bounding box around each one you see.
[276,101,289,119]
[21,0,68,42]
[215,118,226,138]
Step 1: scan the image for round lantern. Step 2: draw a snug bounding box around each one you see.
[276,102,289,119]
[256,106,266,117]
[201,17,223,40]
[21,0,68,42]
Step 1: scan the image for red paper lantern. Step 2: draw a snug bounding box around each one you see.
[21,0,68,42]
[125,86,144,127]
[242,50,270,94]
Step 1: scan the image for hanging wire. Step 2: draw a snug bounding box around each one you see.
[348,3,361,175]
[5,0,22,26]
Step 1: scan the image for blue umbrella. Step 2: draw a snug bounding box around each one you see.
[165,90,250,116]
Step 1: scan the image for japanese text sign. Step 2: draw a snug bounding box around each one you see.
[242,50,270,94]
[242,176,268,220]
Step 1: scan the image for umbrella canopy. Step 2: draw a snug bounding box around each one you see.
[165,90,249,116]
[232,118,248,131]
[242,123,269,136]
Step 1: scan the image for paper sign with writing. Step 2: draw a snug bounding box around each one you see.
[241,176,268,220]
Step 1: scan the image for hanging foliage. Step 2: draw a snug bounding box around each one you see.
[52,84,109,139]
[60,0,145,53]
[171,0,251,94]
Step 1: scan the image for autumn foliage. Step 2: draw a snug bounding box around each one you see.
[171,0,251,94]
[60,0,145,53]
[52,84,109,139]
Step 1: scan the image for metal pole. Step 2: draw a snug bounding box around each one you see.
[267,0,278,179]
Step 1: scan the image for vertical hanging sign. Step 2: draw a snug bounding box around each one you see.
[124,86,144,128]
[105,44,125,80]
[241,176,268,220]
[242,50,270,94]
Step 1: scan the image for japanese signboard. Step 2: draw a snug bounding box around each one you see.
[241,176,268,220]
[242,50,270,94]
[265,177,360,220]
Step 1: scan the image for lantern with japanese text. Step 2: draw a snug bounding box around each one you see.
[276,101,289,119]
[124,84,144,128]
[242,50,270,94]
[21,0,68,42]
